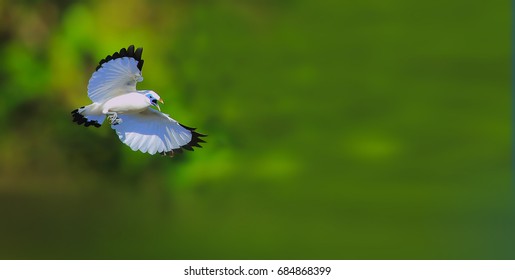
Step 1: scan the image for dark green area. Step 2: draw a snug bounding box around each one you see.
[0,0,512,259]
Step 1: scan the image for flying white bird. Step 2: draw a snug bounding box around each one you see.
[71,45,206,157]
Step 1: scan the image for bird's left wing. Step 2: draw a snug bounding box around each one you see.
[87,45,144,103]
[111,108,206,156]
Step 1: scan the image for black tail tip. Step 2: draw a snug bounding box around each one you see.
[71,108,101,128]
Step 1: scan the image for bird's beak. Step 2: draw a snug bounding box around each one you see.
[155,99,163,111]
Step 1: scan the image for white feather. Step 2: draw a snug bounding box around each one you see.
[111,108,193,155]
[87,57,142,103]
[101,92,149,114]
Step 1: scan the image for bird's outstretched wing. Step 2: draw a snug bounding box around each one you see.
[87,45,144,103]
[111,108,206,156]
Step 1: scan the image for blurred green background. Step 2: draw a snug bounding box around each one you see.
[0,0,512,259]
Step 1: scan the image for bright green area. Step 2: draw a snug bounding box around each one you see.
[0,0,512,259]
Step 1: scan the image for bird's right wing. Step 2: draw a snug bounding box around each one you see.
[87,45,144,103]
[111,108,206,156]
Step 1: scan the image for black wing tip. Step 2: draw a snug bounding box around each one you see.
[71,109,101,128]
[95,45,144,71]
[134,47,143,60]
[180,124,208,152]
[160,124,207,157]
[179,124,208,136]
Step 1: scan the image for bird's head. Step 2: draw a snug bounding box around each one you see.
[144,91,164,111]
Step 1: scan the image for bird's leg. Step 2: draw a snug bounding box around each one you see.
[107,112,122,125]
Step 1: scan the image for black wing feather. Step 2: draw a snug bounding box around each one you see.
[161,124,207,157]
[95,45,144,71]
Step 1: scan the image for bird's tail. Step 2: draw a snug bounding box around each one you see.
[71,105,105,128]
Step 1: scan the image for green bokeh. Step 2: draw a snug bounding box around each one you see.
[0,0,512,259]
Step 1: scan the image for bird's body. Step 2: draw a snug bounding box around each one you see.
[102,92,153,114]
[71,45,206,156]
